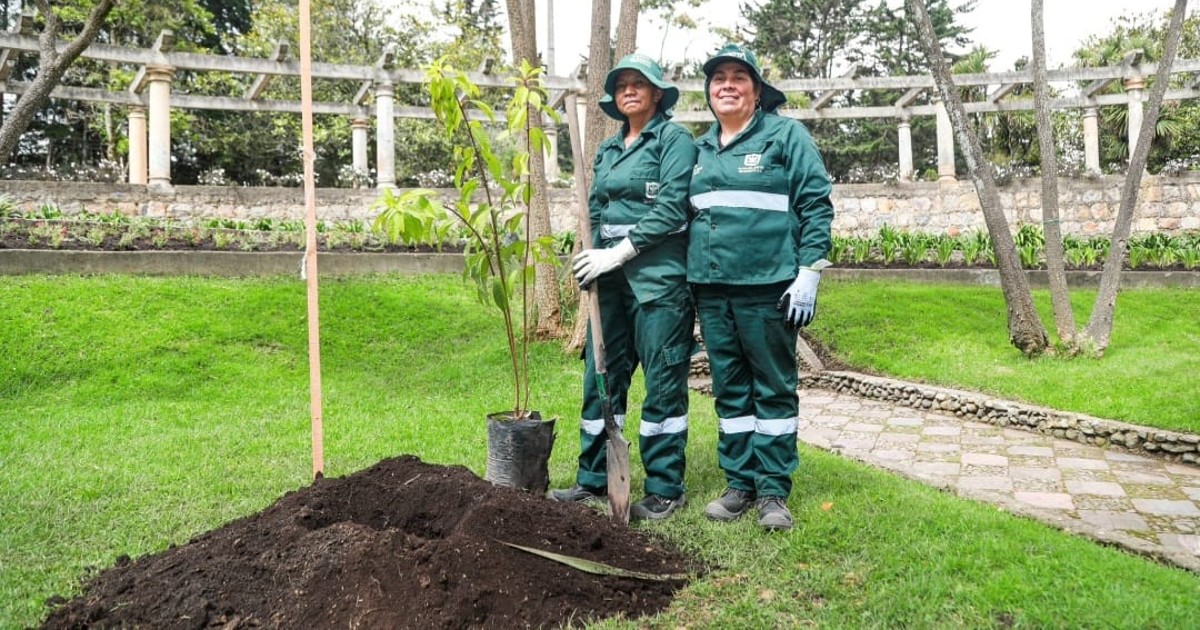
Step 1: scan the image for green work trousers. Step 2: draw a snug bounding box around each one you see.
[577,272,695,499]
[693,282,799,498]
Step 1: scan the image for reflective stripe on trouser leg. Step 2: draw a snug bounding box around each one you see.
[696,283,800,496]
[577,274,636,490]
[634,286,695,499]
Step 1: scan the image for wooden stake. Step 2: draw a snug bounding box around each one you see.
[298,0,324,479]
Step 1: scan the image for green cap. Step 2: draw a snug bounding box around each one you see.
[599,53,680,122]
[702,43,787,114]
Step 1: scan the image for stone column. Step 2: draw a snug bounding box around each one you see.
[1124,76,1145,164]
[897,116,913,181]
[374,81,396,189]
[127,106,148,185]
[350,116,369,186]
[145,66,174,191]
[1082,106,1100,175]
[935,98,956,182]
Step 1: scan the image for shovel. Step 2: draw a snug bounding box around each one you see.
[565,94,632,525]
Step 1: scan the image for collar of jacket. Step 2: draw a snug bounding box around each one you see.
[697,110,766,152]
[599,112,669,150]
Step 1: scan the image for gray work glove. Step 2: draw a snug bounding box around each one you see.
[573,238,637,288]
[777,260,830,328]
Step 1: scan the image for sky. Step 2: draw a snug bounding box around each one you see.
[530,0,1182,77]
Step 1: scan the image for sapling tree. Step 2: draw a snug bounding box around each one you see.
[373,58,561,419]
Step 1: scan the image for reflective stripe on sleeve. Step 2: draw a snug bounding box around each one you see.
[640,415,688,437]
[718,415,756,434]
[690,190,789,212]
[756,417,798,436]
[600,223,688,239]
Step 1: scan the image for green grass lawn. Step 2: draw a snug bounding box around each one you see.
[1,274,1197,628]
[810,278,1200,433]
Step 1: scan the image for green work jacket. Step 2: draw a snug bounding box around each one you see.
[589,113,697,303]
[687,111,834,285]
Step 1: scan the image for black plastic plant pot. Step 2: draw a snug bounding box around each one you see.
[484,412,556,493]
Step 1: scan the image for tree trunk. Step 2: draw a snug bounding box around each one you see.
[1080,0,1189,355]
[505,0,563,339]
[0,0,117,162]
[906,0,1048,356]
[1030,0,1076,347]
[614,0,639,60]
[568,0,617,353]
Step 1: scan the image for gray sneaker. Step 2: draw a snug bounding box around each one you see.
[630,494,686,521]
[704,488,756,521]
[756,496,793,531]
[548,484,606,503]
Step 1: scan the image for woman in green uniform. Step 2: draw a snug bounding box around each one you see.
[549,54,698,521]
[688,44,835,531]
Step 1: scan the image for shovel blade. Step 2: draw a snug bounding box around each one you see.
[606,434,632,525]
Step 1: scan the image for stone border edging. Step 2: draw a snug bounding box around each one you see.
[2,249,1199,288]
[0,249,466,276]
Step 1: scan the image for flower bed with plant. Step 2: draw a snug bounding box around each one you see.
[3,198,1196,272]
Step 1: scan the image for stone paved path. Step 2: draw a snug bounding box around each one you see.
[793,387,1200,572]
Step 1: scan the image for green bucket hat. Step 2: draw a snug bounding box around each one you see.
[702,43,787,114]
[598,53,680,122]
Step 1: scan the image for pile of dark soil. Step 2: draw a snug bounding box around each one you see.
[41,456,696,629]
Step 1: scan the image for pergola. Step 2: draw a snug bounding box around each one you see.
[4,17,1200,190]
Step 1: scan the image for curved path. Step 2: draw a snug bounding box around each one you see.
[692,375,1200,572]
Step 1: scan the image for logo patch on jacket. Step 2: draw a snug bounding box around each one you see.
[644,181,660,200]
[738,153,764,174]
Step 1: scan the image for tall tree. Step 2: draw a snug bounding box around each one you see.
[906,0,1048,356]
[504,0,562,338]
[1030,0,1075,345]
[1080,0,1189,354]
[0,0,117,162]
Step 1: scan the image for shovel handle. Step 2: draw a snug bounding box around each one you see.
[565,94,607,377]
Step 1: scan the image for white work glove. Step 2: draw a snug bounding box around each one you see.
[777,262,829,328]
[573,238,637,288]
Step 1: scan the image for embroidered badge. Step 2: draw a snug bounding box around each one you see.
[693,164,703,175]
[738,153,764,174]
[645,181,660,200]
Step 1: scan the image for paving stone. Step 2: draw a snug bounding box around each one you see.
[1015,492,1075,510]
[1165,464,1200,477]
[831,438,877,452]
[960,435,1007,445]
[916,442,960,453]
[962,452,1008,467]
[873,449,916,462]
[1008,445,1055,457]
[1157,534,1200,556]
[1130,499,1200,517]
[913,462,960,477]
[1104,451,1150,463]
[877,432,921,444]
[1077,510,1150,532]
[922,426,961,436]
[1183,487,1200,501]
[957,475,1013,491]
[1010,466,1062,481]
[1057,457,1110,470]
[1113,470,1174,485]
[1065,481,1126,497]
[845,422,885,433]
[886,417,924,427]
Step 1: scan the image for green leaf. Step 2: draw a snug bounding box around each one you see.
[497,541,691,582]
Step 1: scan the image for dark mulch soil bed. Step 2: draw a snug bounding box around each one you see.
[41,456,696,629]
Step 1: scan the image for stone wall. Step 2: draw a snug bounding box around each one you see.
[5,174,1199,237]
